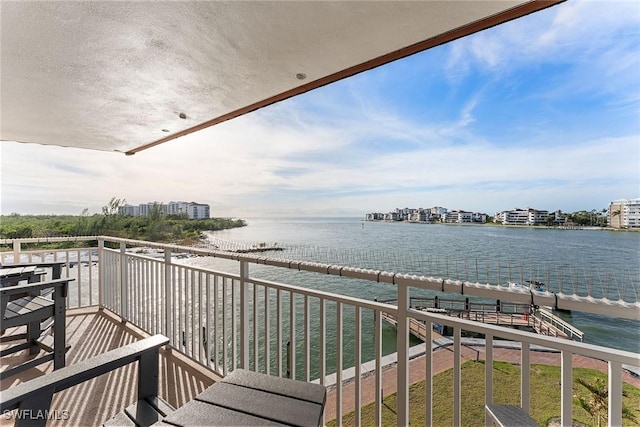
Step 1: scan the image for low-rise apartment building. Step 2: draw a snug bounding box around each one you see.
[442,210,473,223]
[609,198,640,229]
[365,206,487,223]
[495,208,549,225]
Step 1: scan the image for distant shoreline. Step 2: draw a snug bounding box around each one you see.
[362,219,639,232]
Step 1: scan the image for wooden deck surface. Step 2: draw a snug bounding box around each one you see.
[1,307,219,426]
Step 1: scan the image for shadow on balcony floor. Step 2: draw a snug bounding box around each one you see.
[1,307,219,426]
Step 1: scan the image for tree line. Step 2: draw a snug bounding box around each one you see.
[0,197,246,245]
[559,209,610,227]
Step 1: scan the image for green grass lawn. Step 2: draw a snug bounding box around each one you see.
[328,361,640,426]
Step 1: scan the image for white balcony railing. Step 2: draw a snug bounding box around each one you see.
[2,236,639,426]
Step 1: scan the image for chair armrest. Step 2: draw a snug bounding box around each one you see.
[0,334,170,413]
[2,262,66,278]
[0,278,74,297]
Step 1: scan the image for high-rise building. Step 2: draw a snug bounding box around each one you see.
[119,201,211,219]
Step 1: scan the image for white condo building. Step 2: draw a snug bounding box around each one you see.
[120,201,210,219]
[442,210,473,223]
[119,204,140,216]
[609,198,640,229]
[495,208,549,226]
[166,201,210,219]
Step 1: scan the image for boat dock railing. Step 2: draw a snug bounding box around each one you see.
[534,308,584,341]
[380,297,582,340]
[403,296,533,314]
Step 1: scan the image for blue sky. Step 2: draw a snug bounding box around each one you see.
[1,1,639,218]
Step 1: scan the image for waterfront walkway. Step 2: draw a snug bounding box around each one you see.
[324,344,640,421]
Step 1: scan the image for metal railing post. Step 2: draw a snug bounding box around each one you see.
[240,260,249,369]
[98,238,104,308]
[608,361,622,427]
[12,239,22,263]
[484,334,493,427]
[561,351,572,427]
[396,282,409,426]
[120,241,128,320]
[164,249,172,341]
[521,342,530,413]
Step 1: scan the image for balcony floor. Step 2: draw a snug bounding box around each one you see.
[1,306,219,426]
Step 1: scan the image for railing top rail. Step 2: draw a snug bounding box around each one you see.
[1,236,100,245]
[5,236,637,321]
[96,236,640,321]
[248,276,398,313]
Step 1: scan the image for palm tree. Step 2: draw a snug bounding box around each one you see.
[574,377,636,427]
[611,209,622,228]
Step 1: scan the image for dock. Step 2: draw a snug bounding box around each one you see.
[198,238,284,253]
[381,297,583,342]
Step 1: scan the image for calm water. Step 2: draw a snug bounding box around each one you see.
[188,217,640,358]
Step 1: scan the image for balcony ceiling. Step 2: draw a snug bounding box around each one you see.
[1,1,561,155]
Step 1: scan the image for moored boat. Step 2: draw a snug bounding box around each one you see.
[507,280,546,292]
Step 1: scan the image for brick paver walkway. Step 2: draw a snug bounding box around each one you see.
[324,345,640,421]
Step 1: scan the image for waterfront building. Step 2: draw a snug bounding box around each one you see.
[496,208,549,226]
[430,206,448,216]
[472,212,488,223]
[137,202,156,217]
[442,210,473,223]
[365,212,385,221]
[394,207,415,221]
[552,210,567,226]
[366,207,481,224]
[167,201,211,219]
[409,211,423,222]
[527,209,549,225]
[120,201,211,219]
[609,198,640,229]
[384,211,399,221]
[119,204,140,216]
